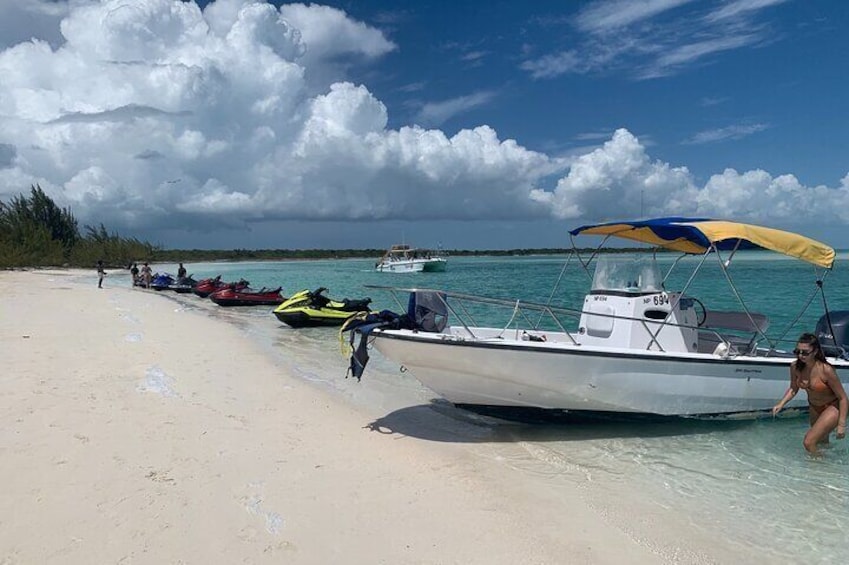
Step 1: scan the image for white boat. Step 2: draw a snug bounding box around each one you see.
[374,244,447,273]
[348,217,847,418]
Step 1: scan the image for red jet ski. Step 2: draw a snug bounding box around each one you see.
[193,276,249,298]
[209,286,285,307]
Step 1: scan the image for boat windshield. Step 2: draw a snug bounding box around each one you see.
[591,255,663,293]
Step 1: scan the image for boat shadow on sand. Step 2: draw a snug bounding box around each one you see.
[363,400,794,444]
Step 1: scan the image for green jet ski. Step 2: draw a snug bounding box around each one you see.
[272,287,372,328]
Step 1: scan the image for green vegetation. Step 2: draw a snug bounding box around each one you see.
[0,185,158,269]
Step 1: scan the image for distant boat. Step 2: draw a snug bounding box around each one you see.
[374,244,447,273]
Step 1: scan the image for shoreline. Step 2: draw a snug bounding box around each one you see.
[2,269,757,564]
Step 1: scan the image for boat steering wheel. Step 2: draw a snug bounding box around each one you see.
[691,297,707,327]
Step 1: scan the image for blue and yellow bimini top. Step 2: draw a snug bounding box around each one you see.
[570,217,835,269]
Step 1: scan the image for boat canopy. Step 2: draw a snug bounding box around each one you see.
[570,217,835,269]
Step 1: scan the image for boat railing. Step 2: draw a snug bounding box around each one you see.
[364,285,790,356]
[366,284,582,342]
[366,285,695,351]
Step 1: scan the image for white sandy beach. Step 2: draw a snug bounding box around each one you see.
[1,270,752,564]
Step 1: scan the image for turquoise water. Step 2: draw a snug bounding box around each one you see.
[113,253,849,563]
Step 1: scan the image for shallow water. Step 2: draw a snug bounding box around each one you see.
[107,253,849,563]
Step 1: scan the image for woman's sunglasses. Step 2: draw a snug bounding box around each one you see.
[793,348,814,356]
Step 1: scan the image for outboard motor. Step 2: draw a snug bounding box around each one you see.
[815,311,849,359]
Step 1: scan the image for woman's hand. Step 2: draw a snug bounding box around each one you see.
[837,424,846,440]
[771,404,782,417]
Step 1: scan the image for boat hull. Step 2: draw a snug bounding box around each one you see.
[421,259,447,272]
[370,329,816,416]
[375,258,447,273]
[375,244,447,273]
[274,309,357,327]
[194,280,248,298]
[212,298,283,307]
[209,285,282,307]
[272,288,370,327]
[169,285,195,293]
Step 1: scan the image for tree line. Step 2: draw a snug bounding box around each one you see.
[0,185,158,269]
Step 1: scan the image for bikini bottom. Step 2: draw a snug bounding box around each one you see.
[809,399,839,418]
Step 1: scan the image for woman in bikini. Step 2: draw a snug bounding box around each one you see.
[772,333,847,454]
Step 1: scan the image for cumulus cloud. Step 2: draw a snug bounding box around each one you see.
[537,129,697,219]
[0,0,846,244]
[276,2,396,92]
[0,0,554,233]
[539,129,849,226]
[0,143,15,168]
[0,0,68,49]
[278,3,396,60]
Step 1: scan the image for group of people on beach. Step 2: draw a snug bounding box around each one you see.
[126,261,186,288]
[128,261,153,288]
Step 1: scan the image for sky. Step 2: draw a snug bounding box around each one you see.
[0,0,847,250]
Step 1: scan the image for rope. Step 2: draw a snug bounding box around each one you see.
[497,299,521,339]
[339,311,370,356]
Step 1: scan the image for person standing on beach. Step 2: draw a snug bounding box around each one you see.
[96,260,106,288]
[772,333,848,454]
[140,262,153,288]
[177,262,187,280]
[130,262,139,285]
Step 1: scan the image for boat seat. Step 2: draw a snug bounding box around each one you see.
[697,310,769,355]
[701,310,769,333]
[407,291,448,333]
